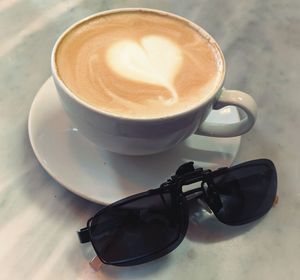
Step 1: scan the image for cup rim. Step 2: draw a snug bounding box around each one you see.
[51,7,226,122]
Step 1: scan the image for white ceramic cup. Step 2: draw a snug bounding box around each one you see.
[51,8,257,156]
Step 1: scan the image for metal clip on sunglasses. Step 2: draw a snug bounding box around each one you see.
[78,159,277,268]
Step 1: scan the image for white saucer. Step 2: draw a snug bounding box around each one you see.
[28,78,241,204]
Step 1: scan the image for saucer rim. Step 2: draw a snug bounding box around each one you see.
[28,79,105,204]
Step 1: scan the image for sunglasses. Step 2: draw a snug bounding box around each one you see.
[78,159,277,268]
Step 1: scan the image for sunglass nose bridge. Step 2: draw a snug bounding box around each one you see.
[173,162,212,185]
[160,162,210,189]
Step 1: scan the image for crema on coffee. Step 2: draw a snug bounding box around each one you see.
[55,10,224,118]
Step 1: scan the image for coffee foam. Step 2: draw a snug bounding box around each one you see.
[56,11,224,118]
[106,35,182,105]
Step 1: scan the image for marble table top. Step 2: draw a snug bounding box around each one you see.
[1,0,299,279]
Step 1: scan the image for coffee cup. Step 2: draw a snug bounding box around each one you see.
[51,8,257,155]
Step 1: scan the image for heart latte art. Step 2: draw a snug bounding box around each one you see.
[56,11,224,118]
[106,35,182,105]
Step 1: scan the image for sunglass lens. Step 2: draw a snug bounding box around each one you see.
[89,190,186,265]
[207,159,277,225]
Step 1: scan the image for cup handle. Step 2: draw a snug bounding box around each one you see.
[196,88,257,137]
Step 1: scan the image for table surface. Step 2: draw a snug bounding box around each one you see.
[1,0,299,279]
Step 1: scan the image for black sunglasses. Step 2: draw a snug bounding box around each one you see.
[78,159,277,268]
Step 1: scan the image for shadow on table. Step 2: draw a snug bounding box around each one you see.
[100,254,171,279]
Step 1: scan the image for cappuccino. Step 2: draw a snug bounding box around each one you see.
[56,10,224,118]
